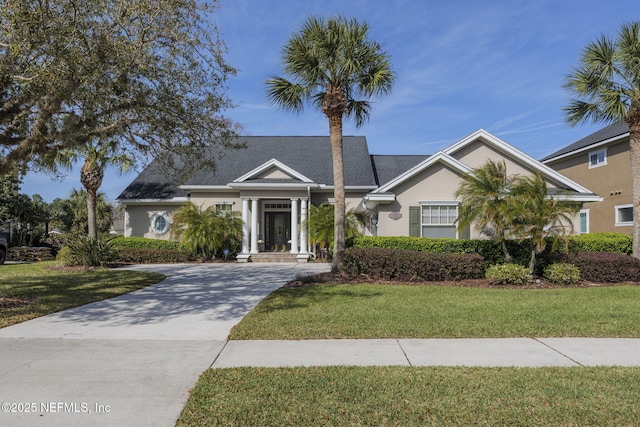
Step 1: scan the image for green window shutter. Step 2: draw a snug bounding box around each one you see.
[409,206,421,237]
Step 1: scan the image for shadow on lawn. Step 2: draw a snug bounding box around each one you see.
[260,284,384,312]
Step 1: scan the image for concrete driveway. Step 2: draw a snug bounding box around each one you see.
[0,262,329,427]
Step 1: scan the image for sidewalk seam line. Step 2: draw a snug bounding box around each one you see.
[210,340,229,368]
[533,338,584,367]
[396,339,413,366]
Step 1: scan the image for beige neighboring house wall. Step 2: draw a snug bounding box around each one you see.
[544,135,632,235]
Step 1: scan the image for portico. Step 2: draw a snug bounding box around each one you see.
[237,197,309,262]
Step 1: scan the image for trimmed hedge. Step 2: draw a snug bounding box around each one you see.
[550,252,640,283]
[115,247,195,264]
[347,233,632,272]
[110,237,197,263]
[341,247,485,282]
[567,233,632,255]
[110,236,184,251]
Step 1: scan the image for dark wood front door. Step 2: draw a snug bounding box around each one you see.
[265,212,291,251]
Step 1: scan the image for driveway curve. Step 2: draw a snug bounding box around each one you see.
[0,262,329,427]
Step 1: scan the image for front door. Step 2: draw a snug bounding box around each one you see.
[265,212,291,251]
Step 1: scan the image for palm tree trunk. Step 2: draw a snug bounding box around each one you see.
[86,188,98,238]
[329,113,345,273]
[501,239,513,263]
[629,117,640,258]
[529,249,536,274]
[80,159,104,239]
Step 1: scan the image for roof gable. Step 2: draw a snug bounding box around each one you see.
[373,152,472,193]
[372,129,594,195]
[234,159,313,183]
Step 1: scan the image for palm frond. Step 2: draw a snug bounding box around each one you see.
[564,22,640,126]
[265,76,308,113]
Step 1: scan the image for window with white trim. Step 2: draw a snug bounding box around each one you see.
[579,209,589,234]
[420,202,458,238]
[151,212,170,235]
[214,202,233,213]
[588,148,607,169]
[615,204,633,226]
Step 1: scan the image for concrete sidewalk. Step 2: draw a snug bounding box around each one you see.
[213,337,640,368]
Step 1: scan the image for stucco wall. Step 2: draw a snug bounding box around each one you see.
[375,162,464,236]
[450,140,537,178]
[125,204,185,240]
[546,138,631,235]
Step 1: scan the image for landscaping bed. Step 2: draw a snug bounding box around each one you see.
[285,271,637,289]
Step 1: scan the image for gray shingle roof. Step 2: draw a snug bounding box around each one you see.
[541,122,629,162]
[117,155,188,200]
[187,136,375,186]
[118,136,377,199]
[370,154,430,186]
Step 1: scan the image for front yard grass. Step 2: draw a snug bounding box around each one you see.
[0,262,165,328]
[178,366,640,426]
[230,283,640,339]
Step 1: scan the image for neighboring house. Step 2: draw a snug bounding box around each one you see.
[117,130,600,262]
[542,122,630,235]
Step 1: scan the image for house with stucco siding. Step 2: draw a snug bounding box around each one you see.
[117,129,600,262]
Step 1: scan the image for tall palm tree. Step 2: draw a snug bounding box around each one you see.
[40,139,132,238]
[455,160,514,262]
[509,172,580,273]
[266,16,394,272]
[564,21,640,257]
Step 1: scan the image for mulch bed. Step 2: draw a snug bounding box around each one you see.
[0,296,39,309]
[284,272,634,289]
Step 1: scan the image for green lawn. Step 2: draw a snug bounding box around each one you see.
[178,366,640,426]
[176,282,640,425]
[230,283,640,339]
[0,262,165,328]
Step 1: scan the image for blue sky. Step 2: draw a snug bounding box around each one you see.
[21,0,640,202]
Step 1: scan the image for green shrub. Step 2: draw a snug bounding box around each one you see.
[341,247,485,281]
[567,233,632,255]
[348,234,632,274]
[543,263,581,285]
[55,246,74,265]
[59,235,116,267]
[485,263,532,286]
[550,252,640,283]
[110,236,184,251]
[114,247,194,264]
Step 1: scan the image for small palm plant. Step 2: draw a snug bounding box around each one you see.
[171,203,242,260]
[455,160,515,263]
[509,172,580,273]
[306,204,361,259]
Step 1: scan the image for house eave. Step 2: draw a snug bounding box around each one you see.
[553,194,603,202]
[116,197,190,205]
[542,132,630,164]
[227,182,320,190]
[179,185,234,191]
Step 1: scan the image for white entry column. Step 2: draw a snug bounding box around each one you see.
[299,198,308,254]
[290,198,299,254]
[250,198,259,254]
[241,198,249,254]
